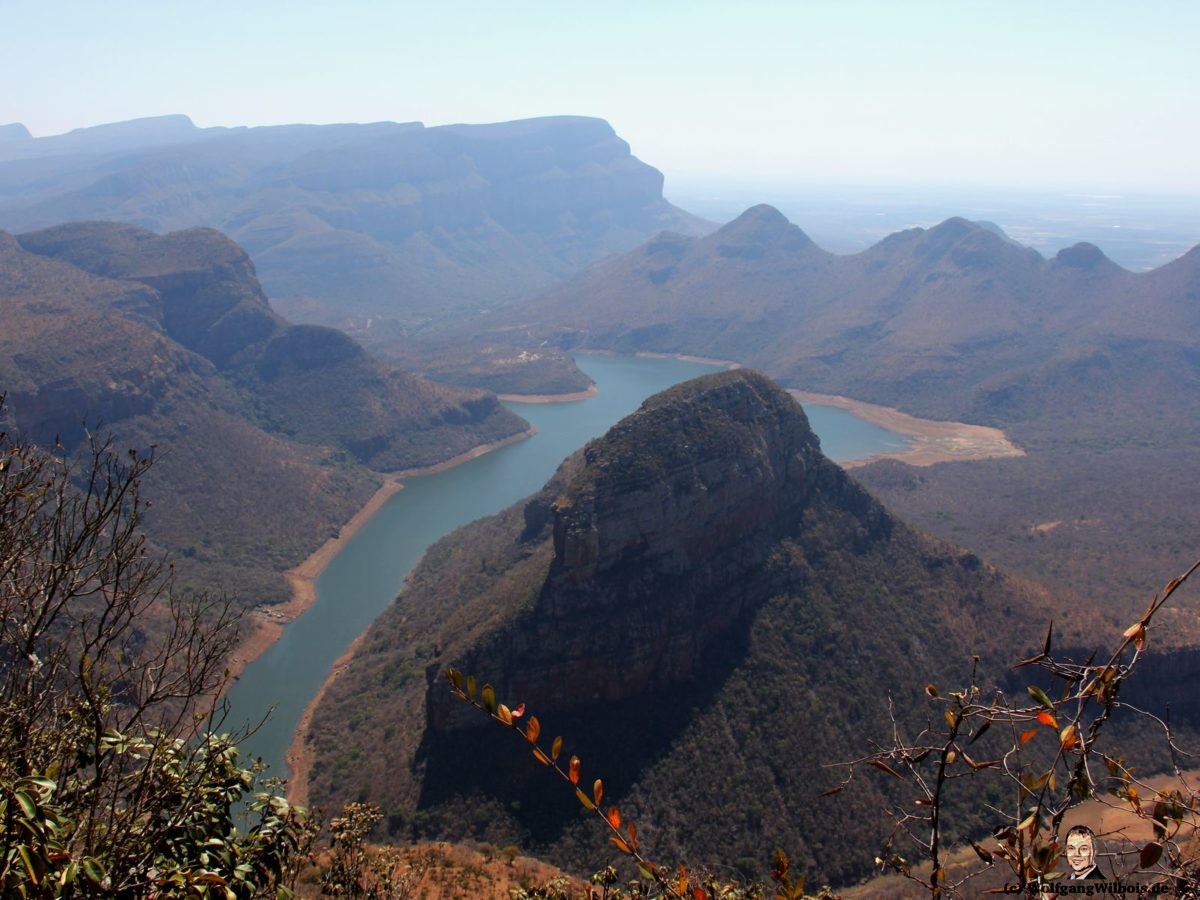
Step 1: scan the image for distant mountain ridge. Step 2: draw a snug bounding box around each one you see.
[489,205,1200,435]
[0,221,527,605]
[301,369,1089,883]
[0,115,711,343]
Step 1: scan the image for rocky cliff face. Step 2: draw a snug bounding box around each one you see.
[427,371,873,730]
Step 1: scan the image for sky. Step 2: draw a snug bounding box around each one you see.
[4,1,1199,192]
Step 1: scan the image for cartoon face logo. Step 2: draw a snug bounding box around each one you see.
[1064,825,1098,877]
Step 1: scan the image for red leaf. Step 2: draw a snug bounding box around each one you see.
[568,755,581,785]
[606,806,621,830]
[1020,728,1039,745]
[1036,710,1057,728]
[511,703,525,718]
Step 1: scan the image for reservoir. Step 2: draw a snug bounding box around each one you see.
[224,354,907,777]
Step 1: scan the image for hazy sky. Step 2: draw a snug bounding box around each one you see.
[5,1,1198,192]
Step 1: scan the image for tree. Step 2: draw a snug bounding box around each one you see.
[0,408,312,897]
[846,559,1200,897]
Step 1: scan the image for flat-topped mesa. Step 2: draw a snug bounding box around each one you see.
[429,370,886,730]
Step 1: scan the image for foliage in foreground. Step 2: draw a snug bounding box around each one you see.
[0,414,313,897]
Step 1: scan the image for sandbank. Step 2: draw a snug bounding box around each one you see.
[788,389,1025,468]
[498,384,598,403]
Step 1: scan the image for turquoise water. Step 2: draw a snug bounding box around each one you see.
[223,354,907,777]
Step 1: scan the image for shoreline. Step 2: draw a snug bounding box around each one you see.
[583,348,1022,468]
[498,384,598,403]
[788,389,1025,468]
[223,426,536,686]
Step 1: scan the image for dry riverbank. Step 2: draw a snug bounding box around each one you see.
[789,390,1025,467]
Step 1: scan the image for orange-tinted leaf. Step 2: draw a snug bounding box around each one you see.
[593,778,603,807]
[532,747,552,766]
[1020,728,1039,745]
[551,735,563,761]
[575,787,595,810]
[1060,724,1078,751]
[691,887,708,900]
[497,703,513,725]
[606,806,621,830]
[675,866,690,893]
[820,785,845,797]
[1124,622,1147,651]
[1139,841,1163,870]
[610,835,631,854]
[628,820,637,850]
[568,755,581,785]
[868,759,902,779]
[1037,710,1058,728]
[925,683,938,697]
[525,715,540,744]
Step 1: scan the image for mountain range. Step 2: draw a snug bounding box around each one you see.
[0,221,526,605]
[465,205,1200,615]
[0,115,708,347]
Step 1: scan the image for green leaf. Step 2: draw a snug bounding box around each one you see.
[466,675,477,698]
[17,845,39,884]
[14,791,37,819]
[80,857,105,885]
[481,684,496,714]
[1028,685,1054,709]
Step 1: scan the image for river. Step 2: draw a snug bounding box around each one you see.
[223,354,907,778]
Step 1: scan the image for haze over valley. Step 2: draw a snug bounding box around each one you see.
[4,3,1200,895]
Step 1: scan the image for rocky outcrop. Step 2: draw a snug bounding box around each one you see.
[426,371,886,730]
[304,368,1067,883]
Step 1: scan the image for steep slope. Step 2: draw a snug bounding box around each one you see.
[0,116,710,341]
[0,224,527,605]
[301,370,1089,883]
[15,222,527,470]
